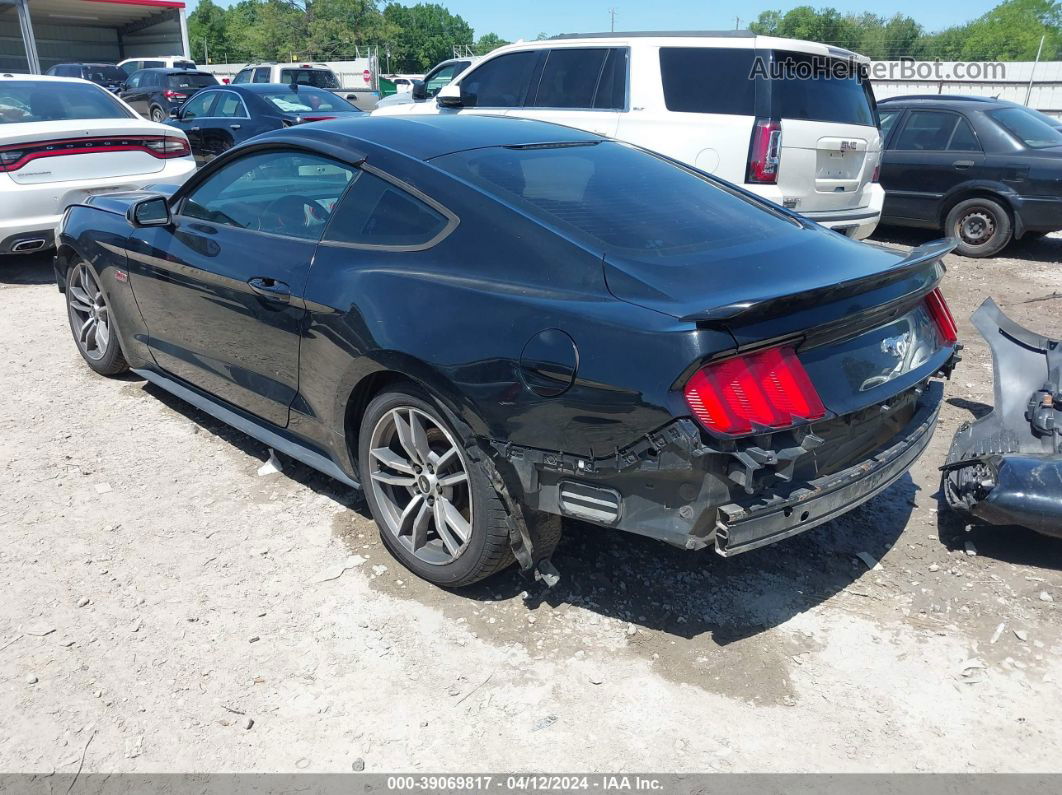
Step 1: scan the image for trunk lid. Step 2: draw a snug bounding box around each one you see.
[1,119,179,185]
[777,122,876,212]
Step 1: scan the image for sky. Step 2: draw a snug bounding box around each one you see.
[191,0,1004,42]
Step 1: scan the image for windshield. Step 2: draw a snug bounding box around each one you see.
[0,80,131,123]
[168,73,217,90]
[989,107,1062,149]
[434,141,798,256]
[279,68,340,89]
[86,66,126,83]
[771,51,876,127]
[261,88,358,114]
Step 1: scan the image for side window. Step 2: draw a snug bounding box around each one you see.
[948,116,981,151]
[214,92,247,118]
[182,150,355,241]
[253,67,271,83]
[532,48,609,110]
[124,62,141,74]
[878,110,900,143]
[893,111,958,151]
[659,47,757,115]
[325,170,450,248]
[181,91,218,120]
[593,48,627,110]
[459,51,537,108]
[143,60,164,69]
[125,73,140,89]
[425,63,459,95]
[232,69,251,84]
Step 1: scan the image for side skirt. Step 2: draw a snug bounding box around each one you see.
[133,367,360,490]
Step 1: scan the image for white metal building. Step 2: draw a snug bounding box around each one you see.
[0,0,189,74]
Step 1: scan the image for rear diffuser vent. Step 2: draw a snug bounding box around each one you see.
[558,481,621,525]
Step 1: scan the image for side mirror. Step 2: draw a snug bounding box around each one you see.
[168,107,180,119]
[436,83,463,109]
[120,83,129,92]
[411,79,427,100]
[128,196,171,228]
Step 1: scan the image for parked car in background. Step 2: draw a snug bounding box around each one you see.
[166,83,364,164]
[881,95,1062,132]
[45,63,126,94]
[374,57,477,110]
[56,115,959,588]
[232,63,341,90]
[118,56,196,75]
[373,32,885,238]
[876,96,1062,256]
[120,68,219,123]
[0,74,194,256]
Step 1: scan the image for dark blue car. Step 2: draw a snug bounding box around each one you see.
[166,83,364,164]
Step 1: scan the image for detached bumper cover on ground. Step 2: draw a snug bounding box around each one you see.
[944,298,1062,535]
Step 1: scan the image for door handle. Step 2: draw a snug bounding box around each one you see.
[953,159,974,168]
[190,126,200,132]
[248,277,291,302]
[229,124,241,130]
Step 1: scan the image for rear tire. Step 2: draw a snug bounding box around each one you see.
[946,197,1012,258]
[150,105,165,123]
[66,261,128,376]
[358,387,516,587]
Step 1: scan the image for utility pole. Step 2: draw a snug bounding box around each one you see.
[735,17,741,30]
[609,8,617,33]
[1025,33,1045,107]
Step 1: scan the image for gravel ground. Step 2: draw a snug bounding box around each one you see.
[1,230,1061,774]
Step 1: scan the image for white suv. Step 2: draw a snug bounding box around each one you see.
[374,32,885,238]
[231,63,341,90]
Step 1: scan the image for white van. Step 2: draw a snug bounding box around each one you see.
[118,56,196,75]
[231,63,341,90]
[374,32,884,238]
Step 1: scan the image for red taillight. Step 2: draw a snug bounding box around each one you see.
[871,163,880,183]
[163,90,188,101]
[746,118,782,184]
[925,288,958,345]
[0,136,189,171]
[684,346,826,436]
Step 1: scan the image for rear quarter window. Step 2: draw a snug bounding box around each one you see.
[325,170,451,249]
[659,47,757,115]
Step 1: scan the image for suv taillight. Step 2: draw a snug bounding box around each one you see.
[746,118,782,184]
[163,90,188,101]
[872,163,880,183]
[925,288,958,345]
[683,346,826,436]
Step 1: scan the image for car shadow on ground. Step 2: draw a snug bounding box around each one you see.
[871,225,1062,265]
[0,252,55,286]
[137,377,915,643]
[457,477,917,645]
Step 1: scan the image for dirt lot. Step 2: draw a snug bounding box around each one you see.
[1,230,1061,774]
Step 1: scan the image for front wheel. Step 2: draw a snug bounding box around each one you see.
[66,261,128,376]
[946,197,1012,258]
[358,388,517,587]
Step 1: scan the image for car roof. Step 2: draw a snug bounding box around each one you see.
[54,62,119,68]
[878,95,1012,110]
[229,83,334,94]
[0,72,101,84]
[263,114,604,161]
[136,67,213,75]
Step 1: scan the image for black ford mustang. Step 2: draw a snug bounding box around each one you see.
[55,115,960,588]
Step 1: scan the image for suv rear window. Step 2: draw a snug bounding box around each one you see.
[168,73,217,90]
[435,141,795,255]
[280,69,340,89]
[660,48,756,116]
[0,81,131,123]
[770,51,876,127]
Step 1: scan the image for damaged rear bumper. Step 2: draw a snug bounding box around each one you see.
[943,299,1062,535]
[494,379,944,556]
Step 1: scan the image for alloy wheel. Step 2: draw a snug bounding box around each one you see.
[957,209,996,247]
[151,108,164,123]
[67,263,111,361]
[367,406,473,565]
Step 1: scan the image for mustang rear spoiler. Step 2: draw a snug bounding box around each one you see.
[680,238,956,325]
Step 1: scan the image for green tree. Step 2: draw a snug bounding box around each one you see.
[474,32,509,55]
[958,0,1061,60]
[187,0,229,63]
[304,0,395,60]
[382,3,473,71]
